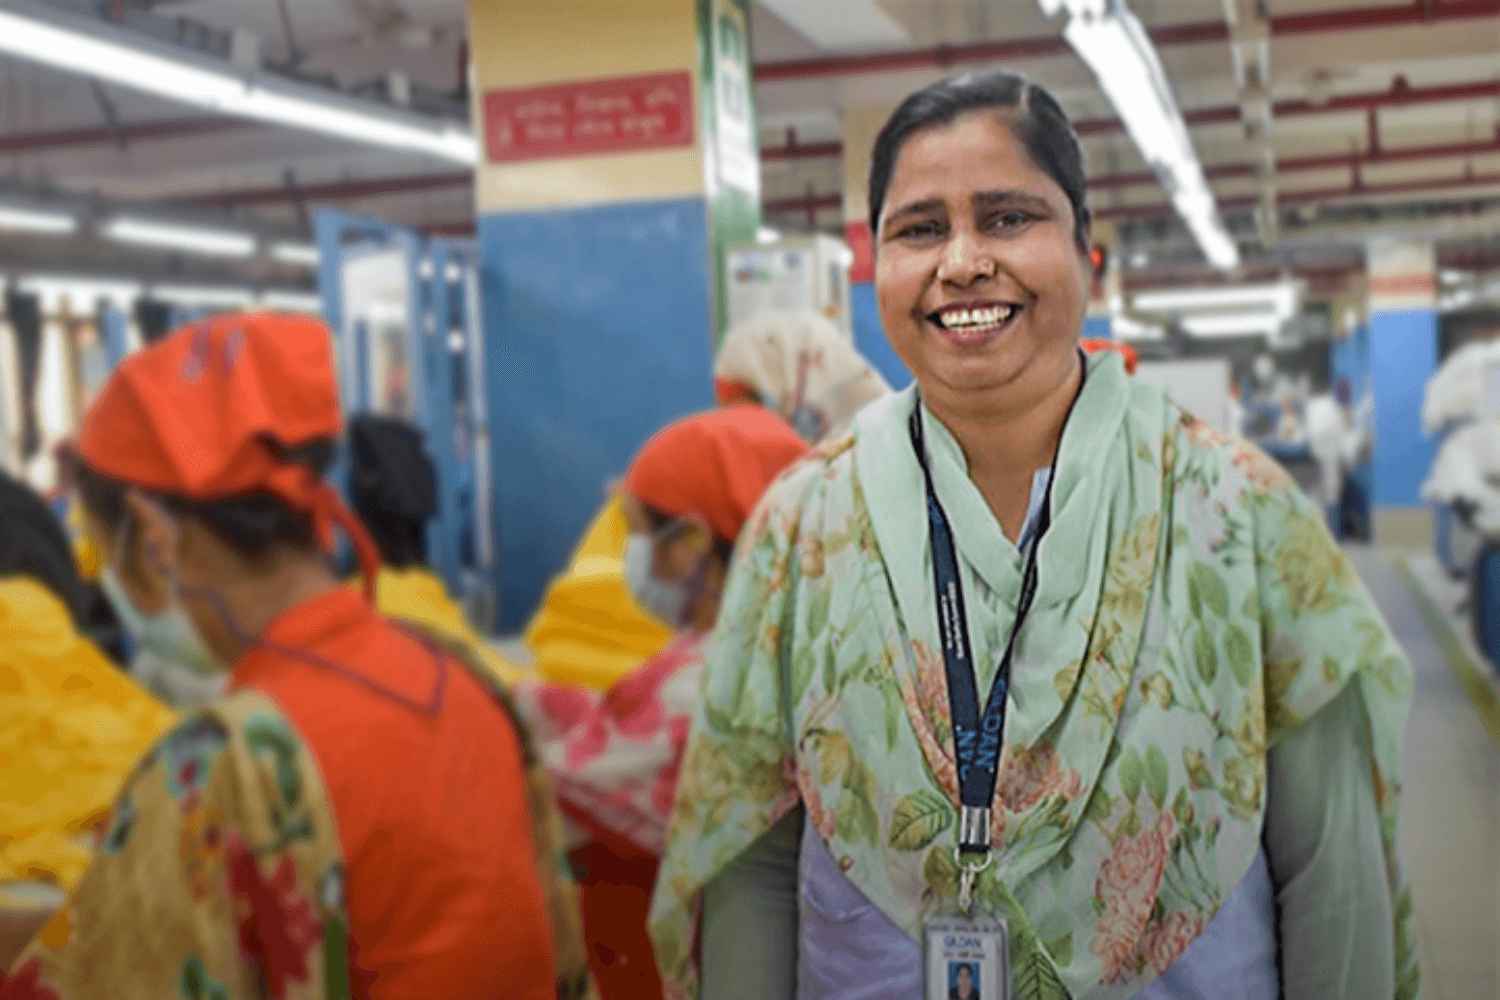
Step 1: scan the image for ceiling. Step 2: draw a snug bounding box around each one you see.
[0,0,1497,294]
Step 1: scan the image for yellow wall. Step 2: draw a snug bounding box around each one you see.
[468,0,707,213]
[841,105,893,226]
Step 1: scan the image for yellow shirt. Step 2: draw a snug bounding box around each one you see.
[369,566,528,687]
[0,577,174,894]
[523,495,673,690]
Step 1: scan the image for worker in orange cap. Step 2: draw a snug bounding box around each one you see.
[1,314,590,1000]
[516,405,810,999]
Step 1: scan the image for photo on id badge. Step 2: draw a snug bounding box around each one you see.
[925,916,1007,1000]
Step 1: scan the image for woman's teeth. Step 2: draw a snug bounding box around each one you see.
[934,305,1017,331]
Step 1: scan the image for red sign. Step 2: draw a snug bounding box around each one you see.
[483,71,695,163]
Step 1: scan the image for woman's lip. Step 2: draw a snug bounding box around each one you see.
[923,308,1022,345]
[925,302,1025,330]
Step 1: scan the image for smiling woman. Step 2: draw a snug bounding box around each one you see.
[869,73,1092,542]
[649,70,1419,1000]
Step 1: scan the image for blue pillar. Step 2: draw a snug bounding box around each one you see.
[1369,309,1437,506]
[472,0,758,629]
[849,280,911,389]
[1365,240,1439,544]
[1082,315,1112,340]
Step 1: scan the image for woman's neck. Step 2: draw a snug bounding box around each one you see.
[208,556,342,663]
[924,349,1084,481]
[922,350,1083,541]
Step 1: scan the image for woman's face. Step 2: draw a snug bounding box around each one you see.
[874,110,1089,411]
[620,492,709,581]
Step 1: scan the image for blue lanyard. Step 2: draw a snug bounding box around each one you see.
[906,404,1054,867]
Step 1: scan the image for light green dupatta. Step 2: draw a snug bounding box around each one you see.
[650,354,1417,999]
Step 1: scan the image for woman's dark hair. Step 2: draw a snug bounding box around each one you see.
[0,470,86,623]
[640,502,736,564]
[347,414,437,570]
[75,437,336,563]
[868,70,1091,252]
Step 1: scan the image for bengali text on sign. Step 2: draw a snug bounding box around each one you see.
[483,71,696,163]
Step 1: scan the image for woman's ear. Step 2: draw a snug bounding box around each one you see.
[120,491,176,612]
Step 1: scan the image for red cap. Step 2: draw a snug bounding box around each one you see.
[78,312,380,596]
[624,407,809,544]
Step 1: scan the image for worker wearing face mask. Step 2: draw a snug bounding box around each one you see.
[4,313,592,1000]
[515,405,809,999]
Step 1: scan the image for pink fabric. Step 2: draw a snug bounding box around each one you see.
[519,634,708,856]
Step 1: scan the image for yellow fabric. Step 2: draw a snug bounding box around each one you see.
[369,566,529,687]
[523,496,674,690]
[0,577,174,892]
[64,501,101,582]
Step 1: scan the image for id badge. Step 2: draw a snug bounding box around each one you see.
[923,915,1009,1000]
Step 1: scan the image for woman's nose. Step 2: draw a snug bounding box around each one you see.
[936,229,997,287]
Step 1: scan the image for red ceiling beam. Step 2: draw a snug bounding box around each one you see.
[763,193,841,216]
[767,168,1500,222]
[761,140,843,162]
[1088,137,1500,191]
[1096,170,1500,221]
[1268,0,1500,35]
[177,171,472,207]
[0,116,254,154]
[754,1,1500,82]
[761,78,1500,161]
[160,134,1500,214]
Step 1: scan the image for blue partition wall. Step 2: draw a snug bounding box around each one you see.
[478,198,718,630]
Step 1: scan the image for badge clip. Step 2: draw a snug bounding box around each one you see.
[955,849,993,915]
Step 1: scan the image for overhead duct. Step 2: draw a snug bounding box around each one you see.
[1223,0,1278,247]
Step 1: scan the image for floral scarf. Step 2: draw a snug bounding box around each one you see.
[4,644,596,1000]
[517,634,708,856]
[649,353,1418,1000]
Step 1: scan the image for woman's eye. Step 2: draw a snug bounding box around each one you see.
[988,211,1033,231]
[896,221,943,240]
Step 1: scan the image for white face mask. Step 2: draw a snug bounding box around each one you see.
[624,533,695,628]
[99,522,224,677]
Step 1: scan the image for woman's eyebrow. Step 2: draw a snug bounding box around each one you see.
[972,190,1052,212]
[883,197,945,223]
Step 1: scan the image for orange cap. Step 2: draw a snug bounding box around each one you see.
[1081,338,1138,374]
[78,312,381,596]
[624,407,809,544]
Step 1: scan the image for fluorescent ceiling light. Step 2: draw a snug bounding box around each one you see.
[757,227,782,244]
[18,274,141,309]
[104,217,256,258]
[0,4,476,165]
[236,89,477,164]
[270,242,319,268]
[260,291,322,313]
[1134,282,1298,317]
[1440,289,1477,312]
[0,9,243,105]
[1180,313,1281,338]
[1047,2,1239,271]
[1114,314,1163,340]
[0,204,77,235]
[150,284,255,307]
[757,0,910,48]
